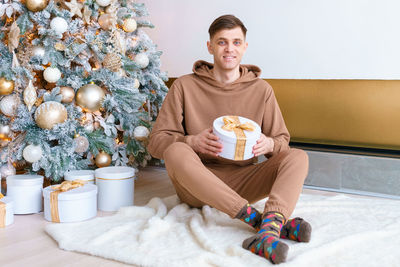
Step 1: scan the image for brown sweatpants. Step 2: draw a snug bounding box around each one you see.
[163,142,309,220]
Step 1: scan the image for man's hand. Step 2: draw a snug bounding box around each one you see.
[253,134,274,157]
[190,128,223,156]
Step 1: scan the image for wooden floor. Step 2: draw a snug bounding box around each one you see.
[0,166,176,267]
[0,166,341,267]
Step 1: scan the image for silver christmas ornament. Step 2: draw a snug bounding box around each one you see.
[74,135,89,153]
[0,94,19,116]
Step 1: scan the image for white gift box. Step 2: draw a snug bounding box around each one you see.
[64,170,95,184]
[0,196,14,227]
[213,116,261,161]
[43,183,97,223]
[6,175,43,214]
[95,166,136,211]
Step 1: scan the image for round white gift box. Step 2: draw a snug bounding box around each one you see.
[6,174,43,214]
[213,116,261,161]
[0,196,14,227]
[64,170,95,184]
[43,183,97,223]
[95,166,136,211]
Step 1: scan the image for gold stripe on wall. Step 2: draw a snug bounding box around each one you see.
[165,78,400,150]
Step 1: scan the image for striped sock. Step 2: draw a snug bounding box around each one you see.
[242,212,288,264]
[280,217,312,242]
[235,203,262,229]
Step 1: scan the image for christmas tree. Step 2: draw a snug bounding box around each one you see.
[0,0,168,182]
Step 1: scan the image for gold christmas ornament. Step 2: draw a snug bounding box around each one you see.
[103,52,122,72]
[35,101,68,129]
[26,0,49,12]
[0,77,14,95]
[60,86,75,103]
[23,80,37,111]
[123,18,137,33]
[98,13,114,30]
[95,151,112,168]
[75,83,105,112]
[133,126,150,141]
[0,124,11,140]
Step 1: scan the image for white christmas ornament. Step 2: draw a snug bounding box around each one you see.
[23,144,43,163]
[50,17,69,35]
[133,126,150,141]
[96,0,111,7]
[123,18,137,33]
[0,94,18,116]
[134,53,149,69]
[43,67,61,83]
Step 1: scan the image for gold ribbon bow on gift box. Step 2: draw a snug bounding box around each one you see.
[50,180,86,223]
[0,193,5,228]
[221,116,256,160]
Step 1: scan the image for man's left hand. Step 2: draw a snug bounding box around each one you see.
[252,134,274,157]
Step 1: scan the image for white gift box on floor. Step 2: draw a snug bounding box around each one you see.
[6,174,43,214]
[64,170,95,184]
[95,166,136,211]
[0,196,14,227]
[43,183,97,223]
[213,116,261,161]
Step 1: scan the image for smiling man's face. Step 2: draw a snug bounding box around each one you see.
[207,27,248,73]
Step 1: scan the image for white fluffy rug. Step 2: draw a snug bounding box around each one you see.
[45,193,400,267]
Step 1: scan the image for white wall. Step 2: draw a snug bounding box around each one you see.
[141,0,400,79]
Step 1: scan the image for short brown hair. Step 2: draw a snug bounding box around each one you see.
[208,15,247,39]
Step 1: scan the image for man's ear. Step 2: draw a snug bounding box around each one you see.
[207,41,213,55]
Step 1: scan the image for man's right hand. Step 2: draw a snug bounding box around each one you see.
[188,128,223,157]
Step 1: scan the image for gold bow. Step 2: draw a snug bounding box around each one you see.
[222,116,256,132]
[50,180,87,223]
[0,193,5,228]
[221,116,256,160]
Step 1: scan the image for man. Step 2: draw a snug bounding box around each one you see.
[148,15,310,264]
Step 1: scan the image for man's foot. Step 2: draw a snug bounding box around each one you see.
[235,203,262,229]
[280,217,312,242]
[242,212,288,264]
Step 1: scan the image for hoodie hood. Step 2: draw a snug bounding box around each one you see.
[192,60,261,89]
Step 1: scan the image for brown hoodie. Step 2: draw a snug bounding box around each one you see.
[147,60,290,164]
